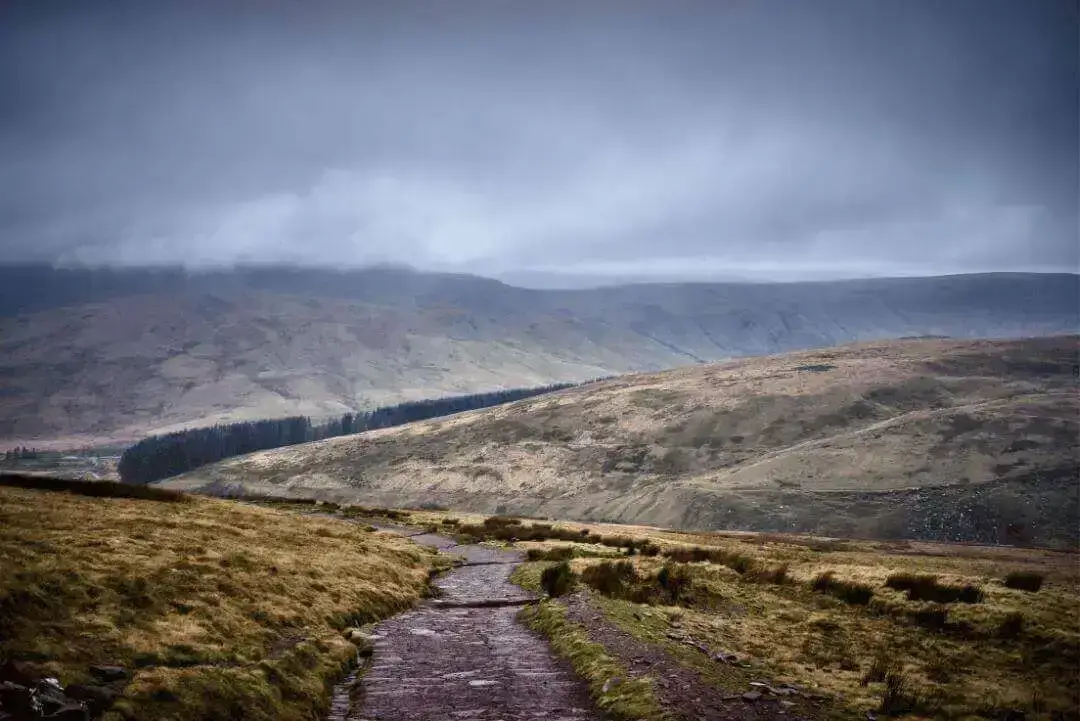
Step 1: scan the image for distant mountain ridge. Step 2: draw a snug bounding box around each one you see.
[0,265,1076,446]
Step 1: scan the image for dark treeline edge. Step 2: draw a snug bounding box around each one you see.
[118,381,589,484]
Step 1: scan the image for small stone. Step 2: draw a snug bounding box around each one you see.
[749,681,768,688]
[467,680,497,687]
[742,692,763,702]
[781,700,797,708]
[89,665,128,682]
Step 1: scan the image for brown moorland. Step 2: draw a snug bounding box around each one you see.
[165,335,1079,546]
[402,509,1080,721]
[0,483,443,721]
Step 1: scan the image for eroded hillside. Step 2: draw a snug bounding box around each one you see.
[164,336,1080,546]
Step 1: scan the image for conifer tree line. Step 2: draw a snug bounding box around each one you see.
[118,382,581,485]
[2,447,41,461]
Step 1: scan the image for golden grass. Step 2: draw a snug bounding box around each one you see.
[164,336,1079,547]
[469,512,1080,719]
[0,487,442,720]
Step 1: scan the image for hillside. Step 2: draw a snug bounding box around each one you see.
[1,265,1077,447]
[0,478,440,720]
[163,336,1080,546]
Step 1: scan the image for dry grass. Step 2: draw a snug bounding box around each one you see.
[490,512,1080,719]
[0,486,442,720]
[166,336,1080,547]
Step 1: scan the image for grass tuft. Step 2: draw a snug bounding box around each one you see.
[811,571,875,605]
[884,573,984,603]
[540,562,576,598]
[1004,571,1045,592]
[580,561,638,598]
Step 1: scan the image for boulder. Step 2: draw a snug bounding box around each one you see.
[0,681,34,715]
[41,704,89,720]
[88,666,127,683]
[0,661,35,686]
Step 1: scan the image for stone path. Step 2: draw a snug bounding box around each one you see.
[328,531,600,721]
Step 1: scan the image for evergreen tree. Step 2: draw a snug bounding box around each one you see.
[118,379,594,485]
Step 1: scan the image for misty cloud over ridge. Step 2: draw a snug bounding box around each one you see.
[1,0,1076,282]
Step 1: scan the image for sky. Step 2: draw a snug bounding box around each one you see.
[0,0,1077,284]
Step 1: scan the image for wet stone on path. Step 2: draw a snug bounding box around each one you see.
[327,531,599,721]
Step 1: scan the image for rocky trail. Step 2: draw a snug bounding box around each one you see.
[327,530,600,721]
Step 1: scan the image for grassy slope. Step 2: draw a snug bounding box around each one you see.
[166,336,1079,545]
[435,511,1080,720]
[0,486,441,720]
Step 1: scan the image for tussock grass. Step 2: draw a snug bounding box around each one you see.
[0,486,439,721]
[540,562,576,598]
[1004,570,1045,592]
[580,561,639,598]
[884,572,985,603]
[484,509,1080,720]
[811,571,875,605]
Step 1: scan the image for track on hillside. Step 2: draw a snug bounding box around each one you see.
[326,530,599,721]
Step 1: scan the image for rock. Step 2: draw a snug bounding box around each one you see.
[780,700,797,708]
[34,679,72,715]
[65,684,118,712]
[0,681,34,714]
[41,704,89,720]
[749,681,768,688]
[0,661,35,686]
[742,692,763,702]
[88,666,127,682]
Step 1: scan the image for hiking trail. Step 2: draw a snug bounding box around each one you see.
[326,529,600,721]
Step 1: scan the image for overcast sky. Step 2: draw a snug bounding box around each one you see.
[0,0,1076,283]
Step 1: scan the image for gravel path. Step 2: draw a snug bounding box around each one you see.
[328,531,600,721]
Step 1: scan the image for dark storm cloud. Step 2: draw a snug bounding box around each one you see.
[0,0,1076,281]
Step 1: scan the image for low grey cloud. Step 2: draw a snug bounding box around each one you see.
[0,0,1076,282]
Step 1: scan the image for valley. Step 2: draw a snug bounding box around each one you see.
[1,267,1076,447]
